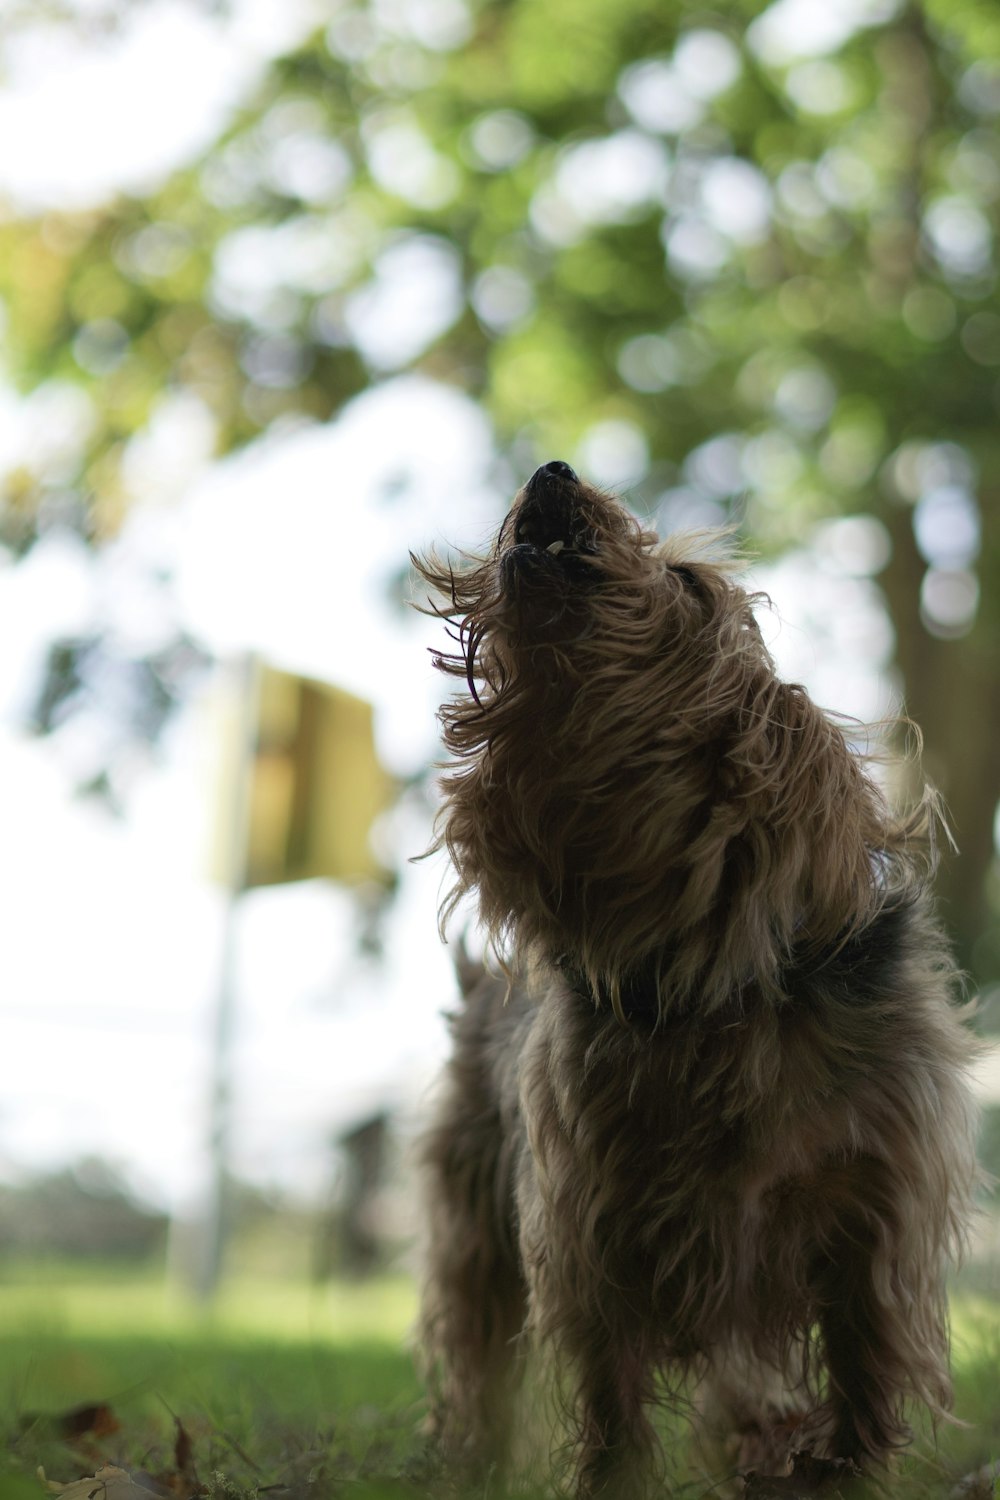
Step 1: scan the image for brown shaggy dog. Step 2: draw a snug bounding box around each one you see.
[414,461,979,1497]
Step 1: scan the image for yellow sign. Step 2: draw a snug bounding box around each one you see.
[210,662,394,890]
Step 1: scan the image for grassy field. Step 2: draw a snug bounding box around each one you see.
[0,1265,999,1498]
[0,1264,425,1500]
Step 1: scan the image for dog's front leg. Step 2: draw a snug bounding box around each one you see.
[812,1156,948,1466]
[568,1332,660,1499]
[816,1238,911,1463]
[520,1225,659,1499]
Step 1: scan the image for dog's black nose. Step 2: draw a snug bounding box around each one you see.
[525,460,578,501]
[537,460,577,482]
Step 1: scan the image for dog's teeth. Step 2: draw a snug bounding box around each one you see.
[546,540,566,555]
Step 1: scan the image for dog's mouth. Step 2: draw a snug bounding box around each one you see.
[501,461,596,583]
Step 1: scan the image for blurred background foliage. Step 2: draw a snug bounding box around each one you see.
[0,0,998,991]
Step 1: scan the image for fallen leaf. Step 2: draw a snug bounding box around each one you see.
[40,1465,170,1500]
[62,1405,122,1442]
[22,1404,121,1443]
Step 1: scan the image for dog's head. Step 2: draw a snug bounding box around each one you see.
[496,459,653,604]
[415,464,909,1018]
[419,461,725,692]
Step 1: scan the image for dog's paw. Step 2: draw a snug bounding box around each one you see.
[743,1450,862,1497]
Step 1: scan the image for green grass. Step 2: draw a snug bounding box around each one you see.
[0,1267,999,1498]
[0,1263,417,1347]
[0,1265,427,1500]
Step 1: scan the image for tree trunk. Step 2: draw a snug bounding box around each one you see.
[881,503,1000,985]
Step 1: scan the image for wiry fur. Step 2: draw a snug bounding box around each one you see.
[414,464,979,1497]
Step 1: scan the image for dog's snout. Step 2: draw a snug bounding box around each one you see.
[536,460,577,484]
[522,460,580,516]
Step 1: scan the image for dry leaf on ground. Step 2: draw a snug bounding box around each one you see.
[41,1464,172,1500]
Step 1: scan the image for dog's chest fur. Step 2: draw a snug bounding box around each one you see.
[461,891,963,1359]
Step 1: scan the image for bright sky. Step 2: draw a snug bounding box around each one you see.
[0,0,499,1211]
[0,368,510,1211]
[0,0,919,1213]
[0,0,323,212]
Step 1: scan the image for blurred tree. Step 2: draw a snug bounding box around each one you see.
[0,1157,168,1262]
[0,0,997,978]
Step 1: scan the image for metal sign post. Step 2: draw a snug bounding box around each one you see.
[194,653,259,1303]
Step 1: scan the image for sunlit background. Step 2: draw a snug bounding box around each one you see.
[0,0,998,1298]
